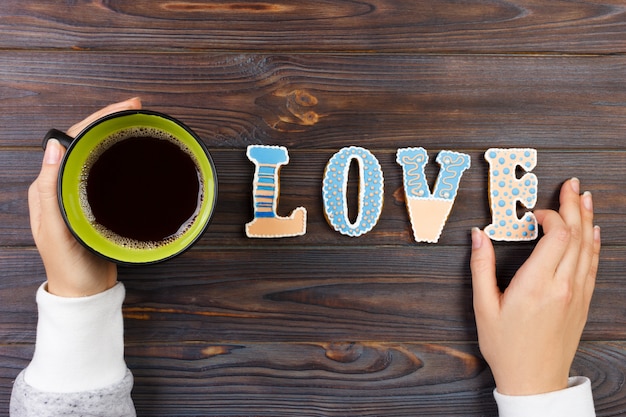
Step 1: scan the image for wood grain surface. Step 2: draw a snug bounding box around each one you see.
[1,1,625,416]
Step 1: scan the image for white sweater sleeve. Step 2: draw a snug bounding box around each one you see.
[494,376,596,417]
[10,282,135,417]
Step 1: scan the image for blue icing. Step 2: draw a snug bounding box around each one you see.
[247,145,291,219]
[396,148,471,201]
[323,146,384,237]
[395,147,429,198]
[434,151,471,200]
[247,145,289,165]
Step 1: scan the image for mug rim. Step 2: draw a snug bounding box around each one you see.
[57,109,218,265]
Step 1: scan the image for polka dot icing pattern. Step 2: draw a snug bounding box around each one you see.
[322,146,384,237]
[396,147,471,243]
[484,148,538,241]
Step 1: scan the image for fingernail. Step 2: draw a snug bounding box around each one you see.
[582,191,593,211]
[44,139,63,165]
[570,177,580,193]
[594,225,601,242]
[127,97,142,106]
[471,227,483,249]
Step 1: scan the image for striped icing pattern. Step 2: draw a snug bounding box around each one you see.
[247,145,289,218]
[245,145,307,238]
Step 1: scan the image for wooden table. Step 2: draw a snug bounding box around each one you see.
[1,1,625,415]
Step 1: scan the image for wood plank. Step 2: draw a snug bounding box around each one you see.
[1,1,625,53]
[1,247,624,344]
[1,341,624,416]
[1,53,626,149]
[1,149,623,247]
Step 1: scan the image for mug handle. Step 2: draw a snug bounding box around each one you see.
[42,129,74,150]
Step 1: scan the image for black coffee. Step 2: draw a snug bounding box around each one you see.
[86,134,201,244]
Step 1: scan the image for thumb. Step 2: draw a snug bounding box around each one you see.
[37,138,64,203]
[29,139,66,238]
[470,228,500,315]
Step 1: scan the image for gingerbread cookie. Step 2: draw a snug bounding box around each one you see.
[322,146,384,237]
[245,145,307,238]
[484,148,538,241]
[396,148,471,243]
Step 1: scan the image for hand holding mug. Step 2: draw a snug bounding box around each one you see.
[29,98,142,297]
[46,105,216,265]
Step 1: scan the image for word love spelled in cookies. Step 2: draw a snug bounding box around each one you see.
[245,145,538,242]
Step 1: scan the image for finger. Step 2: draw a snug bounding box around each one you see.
[583,226,601,300]
[518,209,570,279]
[470,227,501,317]
[28,139,67,241]
[554,178,584,281]
[31,138,64,215]
[67,97,142,137]
[558,178,583,230]
[573,191,596,288]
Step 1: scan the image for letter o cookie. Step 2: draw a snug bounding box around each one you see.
[322,146,384,237]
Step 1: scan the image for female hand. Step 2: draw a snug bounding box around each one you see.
[28,98,142,297]
[471,178,601,395]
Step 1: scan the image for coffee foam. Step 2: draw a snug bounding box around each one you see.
[78,126,205,251]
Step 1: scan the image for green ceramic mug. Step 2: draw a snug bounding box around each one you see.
[44,110,218,265]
